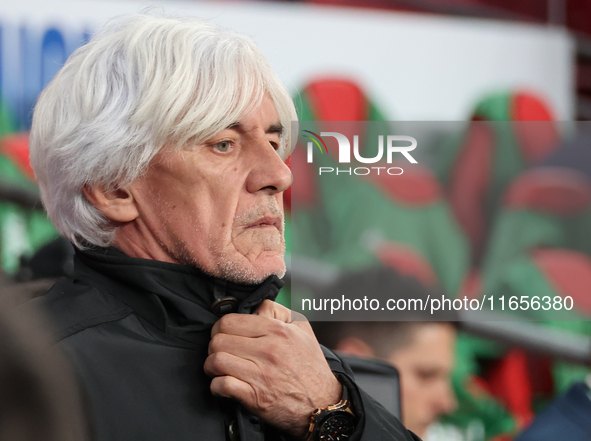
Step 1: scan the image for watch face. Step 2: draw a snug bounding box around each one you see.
[317,412,356,441]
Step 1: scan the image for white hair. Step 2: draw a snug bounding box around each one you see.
[30,14,296,249]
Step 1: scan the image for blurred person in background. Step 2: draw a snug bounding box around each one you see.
[515,374,591,441]
[27,14,419,441]
[0,297,89,441]
[314,267,458,439]
[320,321,457,439]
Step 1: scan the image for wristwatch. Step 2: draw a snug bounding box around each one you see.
[306,381,356,441]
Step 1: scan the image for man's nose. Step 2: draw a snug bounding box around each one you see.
[246,141,292,195]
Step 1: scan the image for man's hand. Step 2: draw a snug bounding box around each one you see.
[204,300,342,438]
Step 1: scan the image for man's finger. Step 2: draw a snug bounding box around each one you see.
[211,311,297,340]
[211,313,269,338]
[204,351,265,387]
[253,299,292,322]
[204,351,247,378]
[210,375,255,404]
[208,332,262,357]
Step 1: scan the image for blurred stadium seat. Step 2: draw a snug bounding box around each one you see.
[290,77,470,297]
[434,91,560,266]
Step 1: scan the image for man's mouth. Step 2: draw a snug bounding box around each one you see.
[246,215,282,230]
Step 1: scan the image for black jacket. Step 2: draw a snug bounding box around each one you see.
[35,247,420,441]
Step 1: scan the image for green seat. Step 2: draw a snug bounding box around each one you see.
[434,91,560,265]
[290,78,470,297]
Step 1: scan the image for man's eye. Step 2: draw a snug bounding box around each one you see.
[416,369,439,382]
[214,141,232,152]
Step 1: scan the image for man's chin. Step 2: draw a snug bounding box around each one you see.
[215,254,286,285]
[411,422,431,439]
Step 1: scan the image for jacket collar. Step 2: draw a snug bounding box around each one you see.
[74,247,284,344]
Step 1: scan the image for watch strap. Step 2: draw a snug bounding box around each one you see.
[305,377,355,440]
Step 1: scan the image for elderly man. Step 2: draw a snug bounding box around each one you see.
[28,15,419,441]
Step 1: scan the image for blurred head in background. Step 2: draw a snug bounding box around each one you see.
[386,323,457,437]
[314,267,458,438]
[319,320,457,438]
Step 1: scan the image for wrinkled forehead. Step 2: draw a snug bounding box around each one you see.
[226,97,284,137]
[173,93,289,156]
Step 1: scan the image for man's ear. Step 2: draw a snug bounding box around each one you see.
[335,337,376,358]
[82,184,139,223]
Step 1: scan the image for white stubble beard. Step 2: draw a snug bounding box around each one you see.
[210,198,286,285]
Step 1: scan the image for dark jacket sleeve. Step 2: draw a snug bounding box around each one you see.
[322,346,421,441]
